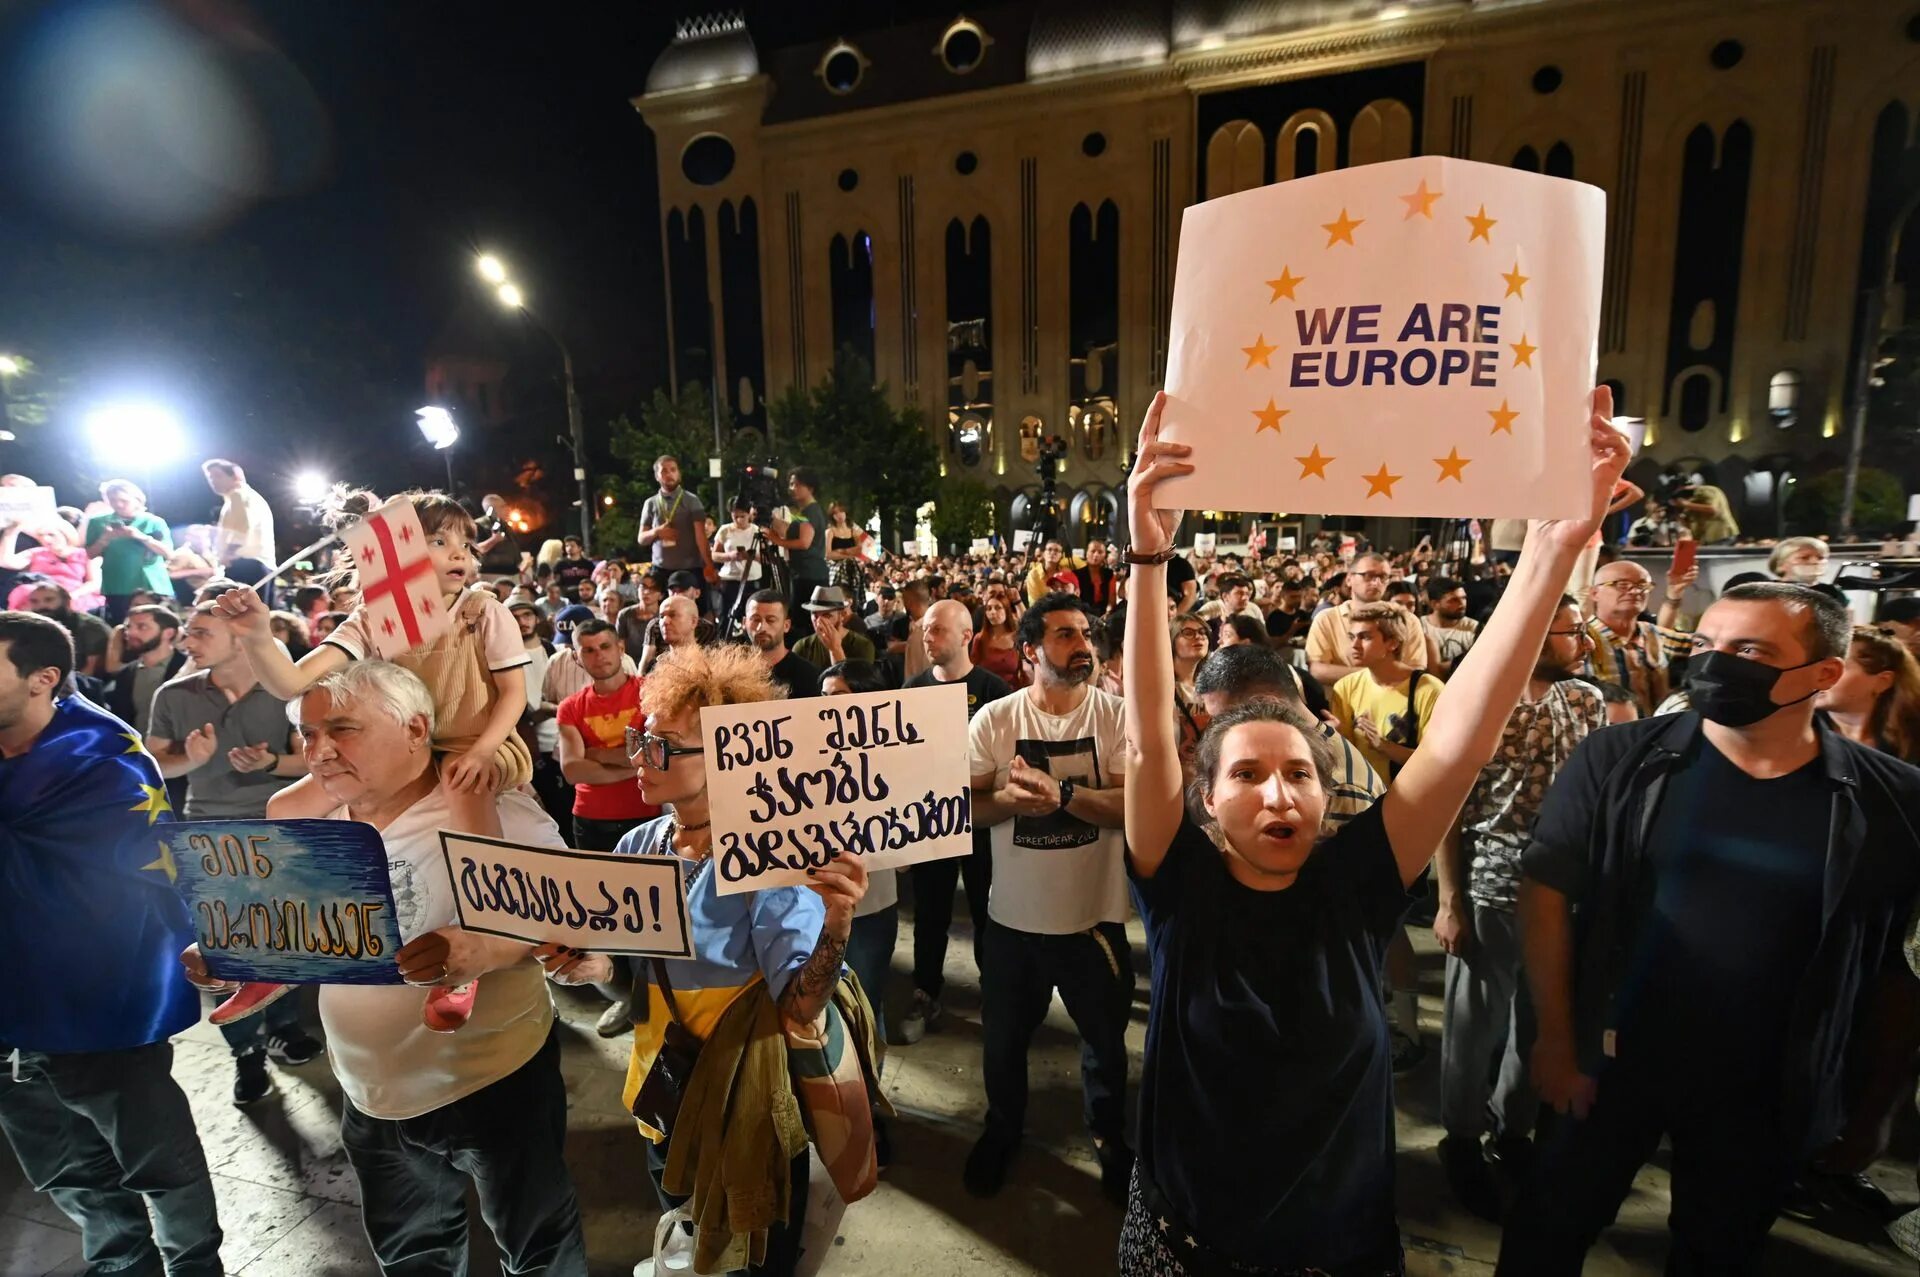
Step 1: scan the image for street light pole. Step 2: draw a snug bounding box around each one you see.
[559,340,591,549]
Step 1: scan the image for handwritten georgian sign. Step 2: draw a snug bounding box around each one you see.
[439,834,693,957]
[165,819,404,984]
[703,683,973,895]
[1156,155,1605,520]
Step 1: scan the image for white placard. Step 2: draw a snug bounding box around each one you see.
[969,538,993,557]
[1156,155,1603,519]
[1192,533,1217,556]
[702,683,972,895]
[439,833,692,956]
[1012,529,1034,550]
[0,485,57,524]
[1279,536,1298,551]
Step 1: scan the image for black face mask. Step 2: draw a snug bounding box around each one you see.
[1686,650,1820,727]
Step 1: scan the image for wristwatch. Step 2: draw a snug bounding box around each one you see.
[1056,778,1076,812]
[1124,547,1176,565]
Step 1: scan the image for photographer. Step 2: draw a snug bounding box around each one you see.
[711,496,763,620]
[1670,476,1740,545]
[766,466,829,638]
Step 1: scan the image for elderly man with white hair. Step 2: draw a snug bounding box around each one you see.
[183,661,587,1277]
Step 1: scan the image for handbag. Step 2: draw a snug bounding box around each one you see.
[631,955,703,1134]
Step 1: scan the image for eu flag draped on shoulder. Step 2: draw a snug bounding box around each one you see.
[0,692,200,1052]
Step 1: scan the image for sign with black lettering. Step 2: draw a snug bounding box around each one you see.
[703,683,972,894]
[165,819,404,984]
[438,834,692,957]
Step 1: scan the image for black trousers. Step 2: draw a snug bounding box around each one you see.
[980,918,1133,1144]
[340,1028,588,1276]
[645,1137,811,1276]
[0,1039,223,1277]
[572,813,644,853]
[1496,1048,1800,1276]
[910,827,993,999]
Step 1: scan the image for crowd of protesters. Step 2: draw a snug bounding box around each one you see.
[5,398,1920,1277]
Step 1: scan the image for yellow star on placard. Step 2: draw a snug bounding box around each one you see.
[121,731,146,755]
[1295,444,1335,478]
[1434,447,1472,483]
[1241,334,1277,368]
[142,842,179,885]
[129,783,172,825]
[1264,266,1304,302]
[1465,204,1498,243]
[1488,400,1521,434]
[1251,399,1289,434]
[1510,334,1538,368]
[1399,179,1442,219]
[1501,262,1530,299]
[1321,208,1363,247]
[1363,463,1402,499]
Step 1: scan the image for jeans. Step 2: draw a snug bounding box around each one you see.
[0,1039,223,1277]
[910,828,992,1000]
[844,904,899,1052]
[215,983,307,1056]
[980,918,1133,1144]
[646,1137,811,1276]
[1439,903,1534,1142]
[339,1028,587,1276]
[571,813,645,853]
[1496,1045,1800,1276]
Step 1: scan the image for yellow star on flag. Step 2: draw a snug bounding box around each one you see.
[1321,208,1363,247]
[142,842,179,885]
[1251,399,1289,434]
[121,731,146,755]
[1501,262,1530,299]
[1399,179,1442,219]
[129,783,172,825]
[1363,464,1402,499]
[1510,334,1538,368]
[1295,445,1335,479]
[1434,447,1472,483]
[1465,204,1498,243]
[1488,400,1521,434]
[1241,333,1277,368]
[1264,266,1304,302]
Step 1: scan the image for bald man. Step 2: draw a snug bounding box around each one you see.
[639,595,703,675]
[899,598,1013,1041]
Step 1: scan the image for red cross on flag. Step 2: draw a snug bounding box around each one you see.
[338,497,448,659]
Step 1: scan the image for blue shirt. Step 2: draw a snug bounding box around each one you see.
[1,696,199,1052]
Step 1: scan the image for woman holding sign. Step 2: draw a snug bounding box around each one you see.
[1119,389,1627,1275]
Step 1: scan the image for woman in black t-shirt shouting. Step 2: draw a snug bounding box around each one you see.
[1117,389,1628,1276]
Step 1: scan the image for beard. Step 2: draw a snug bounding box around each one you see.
[123,634,164,659]
[749,630,779,651]
[1045,654,1095,686]
[1532,661,1580,683]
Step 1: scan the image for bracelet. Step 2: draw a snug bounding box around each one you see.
[1124,548,1176,565]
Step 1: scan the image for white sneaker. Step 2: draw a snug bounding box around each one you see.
[636,1213,695,1276]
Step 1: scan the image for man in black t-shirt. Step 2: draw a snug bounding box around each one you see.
[551,536,595,597]
[1165,549,1198,615]
[899,600,1011,1042]
[741,589,819,698]
[1503,583,1920,1274]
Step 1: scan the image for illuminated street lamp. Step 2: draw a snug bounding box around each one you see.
[0,355,20,378]
[473,251,591,546]
[416,405,459,490]
[293,471,330,505]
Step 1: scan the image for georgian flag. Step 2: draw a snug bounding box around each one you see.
[338,498,449,658]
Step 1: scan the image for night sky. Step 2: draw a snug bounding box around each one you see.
[0,0,955,531]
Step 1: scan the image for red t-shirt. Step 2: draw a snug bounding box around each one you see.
[555,676,660,822]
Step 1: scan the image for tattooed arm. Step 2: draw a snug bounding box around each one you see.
[776,856,869,1025]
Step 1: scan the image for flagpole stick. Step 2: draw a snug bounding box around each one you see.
[252,533,341,593]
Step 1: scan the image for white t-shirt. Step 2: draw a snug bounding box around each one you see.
[317,786,559,1120]
[714,523,764,582]
[967,686,1129,934]
[854,869,898,917]
[218,483,277,564]
[325,588,531,675]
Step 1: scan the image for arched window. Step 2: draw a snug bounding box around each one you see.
[1678,371,1715,432]
[1544,141,1575,178]
[1512,146,1541,173]
[1205,120,1264,198]
[1768,369,1802,428]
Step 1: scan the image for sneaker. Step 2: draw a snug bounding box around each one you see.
[423,982,478,1033]
[897,990,941,1045]
[266,1030,326,1067]
[963,1126,1019,1198]
[210,981,295,1026]
[1094,1137,1135,1208]
[232,1049,274,1106]
[1389,1027,1427,1074]
[596,998,633,1038]
[1439,1134,1504,1223]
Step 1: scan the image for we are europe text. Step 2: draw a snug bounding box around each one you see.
[1286,301,1505,388]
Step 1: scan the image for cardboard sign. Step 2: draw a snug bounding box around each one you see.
[439,834,692,957]
[703,683,972,894]
[969,538,993,557]
[0,485,56,525]
[1192,533,1217,556]
[167,820,404,985]
[1012,529,1034,550]
[1157,156,1604,519]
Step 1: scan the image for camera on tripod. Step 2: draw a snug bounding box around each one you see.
[737,462,781,527]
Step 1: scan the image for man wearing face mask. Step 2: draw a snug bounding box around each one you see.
[1500,582,1920,1274]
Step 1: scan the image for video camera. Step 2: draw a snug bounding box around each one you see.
[737,462,782,528]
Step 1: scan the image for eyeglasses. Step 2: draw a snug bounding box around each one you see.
[624,728,705,770]
[1175,627,1207,640]
[1546,628,1589,637]
[1596,582,1652,597]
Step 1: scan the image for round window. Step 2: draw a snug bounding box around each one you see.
[1082,132,1107,158]
[837,168,859,193]
[1709,39,1744,69]
[680,134,735,187]
[1531,65,1563,94]
[942,24,985,73]
[954,151,979,176]
[821,44,864,94]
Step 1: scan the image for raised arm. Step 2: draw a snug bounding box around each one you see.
[1121,392,1194,879]
[1378,387,1628,886]
[213,585,348,698]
